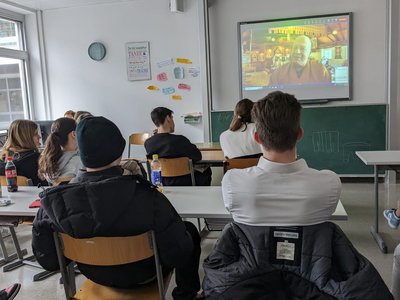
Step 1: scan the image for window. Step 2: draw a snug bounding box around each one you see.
[0,12,30,129]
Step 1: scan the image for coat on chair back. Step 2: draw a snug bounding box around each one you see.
[203,222,393,300]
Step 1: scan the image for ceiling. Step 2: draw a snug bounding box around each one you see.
[0,0,137,11]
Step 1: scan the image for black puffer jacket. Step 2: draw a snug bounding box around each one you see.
[32,167,194,288]
[0,150,47,186]
[203,222,393,300]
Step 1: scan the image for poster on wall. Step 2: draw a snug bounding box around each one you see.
[126,41,151,81]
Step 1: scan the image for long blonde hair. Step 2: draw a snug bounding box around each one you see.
[0,120,39,160]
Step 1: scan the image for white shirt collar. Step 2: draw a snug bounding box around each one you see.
[257,156,309,173]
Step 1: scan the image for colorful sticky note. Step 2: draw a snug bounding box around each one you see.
[178,83,191,91]
[176,58,192,64]
[157,72,168,81]
[162,87,175,95]
[172,95,182,101]
[174,67,184,79]
[147,85,160,91]
[188,67,200,77]
[157,58,174,68]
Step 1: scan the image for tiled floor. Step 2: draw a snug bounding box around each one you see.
[1,182,400,299]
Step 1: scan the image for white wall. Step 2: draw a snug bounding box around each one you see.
[209,0,389,110]
[29,0,205,157]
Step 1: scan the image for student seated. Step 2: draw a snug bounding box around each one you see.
[63,110,75,119]
[219,98,262,158]
[0,120,47,186]
[203,92,392,299]
[145,107,211,186]
[32,116,201,300]
[74,110,92,124]
[38,117,83,184]
[222,91,341,226]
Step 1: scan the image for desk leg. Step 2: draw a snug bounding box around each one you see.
[371,165,388,254]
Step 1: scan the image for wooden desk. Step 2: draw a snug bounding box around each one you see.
[195,142,221,151]
[356,151,400,253]
[164,186,348,221]
[196,142,224,166]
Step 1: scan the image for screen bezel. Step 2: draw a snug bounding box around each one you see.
[238,12,353,104]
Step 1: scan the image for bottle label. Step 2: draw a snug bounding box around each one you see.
[5,169,17,178]
[151,170,162,185]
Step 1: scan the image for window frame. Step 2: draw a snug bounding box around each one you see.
[0,8,31,126]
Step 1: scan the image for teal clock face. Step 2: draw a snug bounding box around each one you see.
[88,42,106,61]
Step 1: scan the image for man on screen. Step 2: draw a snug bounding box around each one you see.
[269,35,331,86]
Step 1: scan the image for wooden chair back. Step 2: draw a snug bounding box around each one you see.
[128,133,151,158]
[147,157,195,185]
[59,233,153,266]
[0,175,32,186]
[52,176,74,186]
[54,231,168,300]
[223,157,260,173]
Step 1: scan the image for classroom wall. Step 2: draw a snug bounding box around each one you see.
[208,0,388,110]
[26,0,205,157]
[12,0,400,154]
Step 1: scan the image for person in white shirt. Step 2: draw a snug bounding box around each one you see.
[219,99,262,158]
[38,117,83,183]
[222,91,341,226]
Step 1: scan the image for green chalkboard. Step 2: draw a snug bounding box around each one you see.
[211,104,387,175]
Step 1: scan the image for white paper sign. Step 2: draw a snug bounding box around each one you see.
[126,41,151,81]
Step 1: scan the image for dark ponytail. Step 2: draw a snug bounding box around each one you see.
[38,117,76,179]
[229,98,254,132]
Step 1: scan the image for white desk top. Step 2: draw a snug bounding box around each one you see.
[0,186,41,217]
[164,186,347,220]
[0,186,348,221]
[356,151,400,165]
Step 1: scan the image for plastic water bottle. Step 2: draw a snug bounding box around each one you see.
[151,154,163,192]
[5,156,18,192]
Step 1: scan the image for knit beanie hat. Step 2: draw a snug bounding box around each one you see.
[76,116,126,168]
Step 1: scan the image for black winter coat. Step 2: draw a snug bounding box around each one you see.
[203,222,393,300]
[0,150,47,186]
[32,167,195,288]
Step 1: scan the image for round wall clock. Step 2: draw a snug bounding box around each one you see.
[88,42,106,61]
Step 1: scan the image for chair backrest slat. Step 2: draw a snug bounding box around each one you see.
[0,175,31,186]
[223,158,260,173]
[59,232,154,266]
[147,157,195,185]
[52,176,74,186]
[159,157,191,177]
[128,133,151,158]
[129,133,151,145]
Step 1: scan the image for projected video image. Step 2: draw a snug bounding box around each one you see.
[240,15,350,91]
